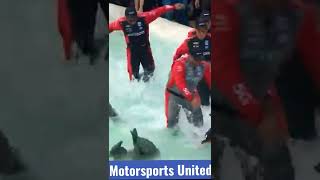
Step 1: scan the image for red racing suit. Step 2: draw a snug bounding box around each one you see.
[165,55,211,127]
[213,0,320,128]
[57,0,73,60]
[109,5,177,80]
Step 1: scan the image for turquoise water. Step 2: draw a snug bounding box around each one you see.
[109,31,211,160]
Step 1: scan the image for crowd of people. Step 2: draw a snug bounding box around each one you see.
[110,0,211,27]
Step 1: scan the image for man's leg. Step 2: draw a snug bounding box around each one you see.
[67,0,86,54]
[180,94,204,127]
[140,46,155,82]
[86,1,99,64]
[166,92,181,128]
[182,107,204,127]
[127,48,141,81]
[197,78,210,106]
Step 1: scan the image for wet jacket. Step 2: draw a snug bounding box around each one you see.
[167,55,211,101]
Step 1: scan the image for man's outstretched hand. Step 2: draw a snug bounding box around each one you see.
[174,3,185,10]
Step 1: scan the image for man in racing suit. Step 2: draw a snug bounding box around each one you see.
[165,38,211,128]
[109,4,185,82]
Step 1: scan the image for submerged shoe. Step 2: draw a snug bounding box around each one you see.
[142,72,154,82]
[171,126,180,136]
[201,128,213,144]
[142,74,151,82]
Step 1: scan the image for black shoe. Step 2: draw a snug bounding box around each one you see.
[142,75,150,82]
[142,72,153,82]
[201,128,213,144]
[133,73,143,82]
[171,126,180,136]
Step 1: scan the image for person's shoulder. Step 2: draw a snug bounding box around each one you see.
[201,61,211,68]
[185,33,197,42]
[187,29,196,38]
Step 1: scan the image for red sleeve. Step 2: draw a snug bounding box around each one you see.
[142,5,176,24]
[172,61,193,101]
[297,5,320,89]
[173,39,189,62]
[108,18,123,33]
[203,62,211,89]
[187,29,196,37]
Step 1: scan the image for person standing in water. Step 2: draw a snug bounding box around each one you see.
[173,16,211,106]
[109,3,185,82]
[165,38,211,128]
